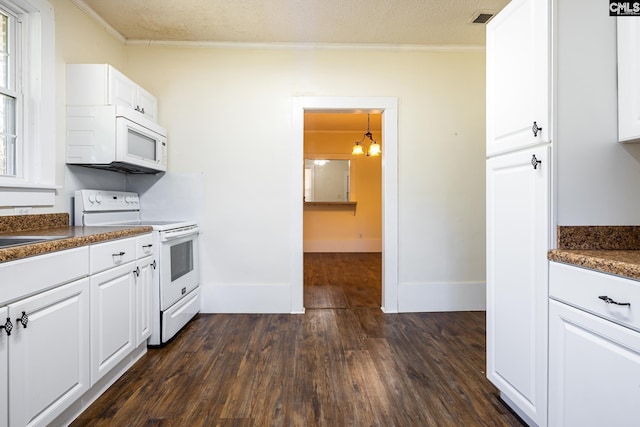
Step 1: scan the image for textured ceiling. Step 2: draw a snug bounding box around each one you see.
[79,0,510,46]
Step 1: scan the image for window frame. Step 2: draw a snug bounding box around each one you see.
[0,0,57,207]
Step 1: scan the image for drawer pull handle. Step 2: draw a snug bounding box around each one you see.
[133,266,140,277]
[112,251,125,257]
[0,317,13,336]
[598,295,631,306]
[16,311,28,329]
[143,244,153,249]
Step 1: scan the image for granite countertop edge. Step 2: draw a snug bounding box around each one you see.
[0,225,153,263]
[548,249,640,281]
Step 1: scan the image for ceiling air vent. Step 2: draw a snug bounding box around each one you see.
[469,11,496,24]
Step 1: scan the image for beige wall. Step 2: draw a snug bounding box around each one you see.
[6,0,487,311]
[123,45,487,311]
[304,125,382,252]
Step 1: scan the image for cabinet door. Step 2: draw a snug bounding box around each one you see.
[486,147,549,426]
[9,279,90,427]
[91,262,135,384]
[617,18,640,143]
[135,256,153,345]
[549,300,640,426]
[486,0,550,156]
[108,66,137,110]
[137,86,158,122]
[0,306,7,427]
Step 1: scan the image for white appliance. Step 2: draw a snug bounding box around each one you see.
[67,105,168,174]
[74,189,200,346]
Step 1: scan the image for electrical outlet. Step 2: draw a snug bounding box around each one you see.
[14,207,32,215]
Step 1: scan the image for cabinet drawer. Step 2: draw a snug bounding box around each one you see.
[90,238,136,274]
[136,233,154,259]
[0,246,89,304]
[550,261,640,332]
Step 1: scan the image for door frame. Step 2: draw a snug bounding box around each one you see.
[291,96,398,313]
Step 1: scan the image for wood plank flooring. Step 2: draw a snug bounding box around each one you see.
[71,253,524,427]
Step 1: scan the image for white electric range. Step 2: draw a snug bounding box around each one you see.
[74,189,200,346]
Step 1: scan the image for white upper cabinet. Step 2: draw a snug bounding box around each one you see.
[66,64,159,122]
[617,18,640,143]
[486,0,550,156]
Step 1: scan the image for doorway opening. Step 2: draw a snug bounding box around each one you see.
[303,112,382,308]
[290,97,398,314]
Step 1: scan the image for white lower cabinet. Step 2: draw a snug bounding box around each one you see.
[135,255,153,346]
[549,261,640,426]
[90,262,136,384]
[0,306,7,427]
[8,278,90,427]
[549,300,640,426]
[0,234,153,425]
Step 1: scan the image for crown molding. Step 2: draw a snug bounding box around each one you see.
[71,0,126,43]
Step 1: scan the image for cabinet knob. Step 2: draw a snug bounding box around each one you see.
[531,154,542,170]
[0,317,13,336]
[532,121,542,137]
[16,311,28,329]
[598,295,631,306]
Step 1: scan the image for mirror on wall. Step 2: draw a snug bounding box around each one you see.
[304,159,350,202]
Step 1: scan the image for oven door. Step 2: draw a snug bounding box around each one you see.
[158,227,199,310]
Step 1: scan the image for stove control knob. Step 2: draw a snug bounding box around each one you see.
[95,194,103,204]
[125,196,132,203]
[88,193,96,203]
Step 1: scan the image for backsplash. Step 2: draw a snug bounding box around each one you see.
[556,226,640,250]
[0,213,69,233]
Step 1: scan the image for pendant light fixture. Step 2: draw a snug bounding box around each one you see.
[352,114,381,156]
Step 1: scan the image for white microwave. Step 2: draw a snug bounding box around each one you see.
[66,105,167,174]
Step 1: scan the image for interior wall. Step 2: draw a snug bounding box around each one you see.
[53,0,129,215]
[303,120,382,252]
[555,0,640,226]
[124,45,488,313]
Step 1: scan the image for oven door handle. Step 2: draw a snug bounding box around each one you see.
[160,227,199,242]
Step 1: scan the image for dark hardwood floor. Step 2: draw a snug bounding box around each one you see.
[304,252,382,308]
[71,253,524,427]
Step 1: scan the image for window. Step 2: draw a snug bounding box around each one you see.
[0,0,56,207]
[0,7,18,177]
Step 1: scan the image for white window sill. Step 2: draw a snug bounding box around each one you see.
[0,183,60,207]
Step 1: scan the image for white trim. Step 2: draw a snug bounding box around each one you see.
[292,96,399,314]
[70,0,126,43]
[303,239,381,253]
[398,282,486,312]
[0,0,57,206]
[200,283,293,314]
[125,39,486,52]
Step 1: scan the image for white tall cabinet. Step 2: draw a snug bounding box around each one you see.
[488,0,629,425]
[486,0,551,425]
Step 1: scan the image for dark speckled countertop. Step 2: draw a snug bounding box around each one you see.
[548,226,640,280]
[0,213,152,263]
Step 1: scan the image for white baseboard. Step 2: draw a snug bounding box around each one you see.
[200,282,293,313]
[398,281,486,312]
[303,239,381,252]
